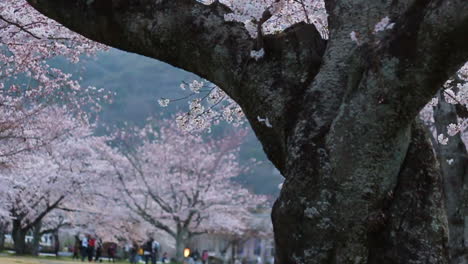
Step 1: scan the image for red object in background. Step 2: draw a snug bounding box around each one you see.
[89,239,96,247]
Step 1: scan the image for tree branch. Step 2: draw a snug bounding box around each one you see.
[24,195,65,231]
[383,0,468,115]
[26,0,255,96]
[0,14,41,39]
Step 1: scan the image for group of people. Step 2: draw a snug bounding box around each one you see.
[72,234,116,263]
[186,249,209,264]
[129,237,162,264]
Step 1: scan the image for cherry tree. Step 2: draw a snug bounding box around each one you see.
[0,109,110,254]
[0,0,109,161]
[28,210,73,256]
[67,192,152,245]
[0,0,103,93]
[23,0,468,262]
[0,1,123,256]
[0,2,111,252]
[102,122,267,261]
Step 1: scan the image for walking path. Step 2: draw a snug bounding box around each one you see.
[0,256,121,264]
[0,257,66,264]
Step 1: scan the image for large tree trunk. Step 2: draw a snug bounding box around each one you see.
[434,89,468,264]
[30,220,42,256]
[0,221,7,252]
[231,240,237,264]
[175,238,185,262]
[175,228,188,263]
[272,121,448,263]
[12,219,28,255]
[53,230,60,257]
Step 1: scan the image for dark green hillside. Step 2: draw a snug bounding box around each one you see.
[78,49,283,197]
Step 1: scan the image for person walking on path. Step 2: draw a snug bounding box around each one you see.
[107,243,116,263]
[202,250,208,264]
[130,242,138,264]
[81,236,88,262]
[192,249,201,264]
[88,236,96,262]
[95,238,103,262]
[144,238,152,264]
[151,239,160,264]
[161,252,168,263]
[73,235,81,260]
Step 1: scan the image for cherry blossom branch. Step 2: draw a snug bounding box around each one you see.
[0,14,41,39]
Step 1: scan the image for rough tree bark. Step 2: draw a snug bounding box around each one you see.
[27,0,468,263]
[434,89,468,264]
[0,221,7,252]
[31,220,42,256]
[12,218,28,255]
[53,230,59,257]
[175,227,189,262]
[9,197,64,255]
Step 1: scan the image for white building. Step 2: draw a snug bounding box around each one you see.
[4,232,55,248]
[188,211,274,264]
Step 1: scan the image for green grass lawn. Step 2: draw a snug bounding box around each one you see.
[0,255,129,264]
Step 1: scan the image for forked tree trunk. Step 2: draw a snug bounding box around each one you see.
[272,121,448,264]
